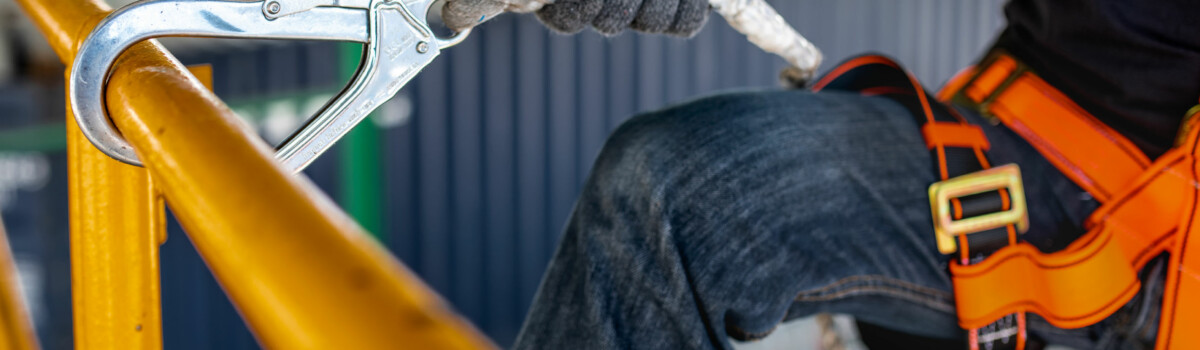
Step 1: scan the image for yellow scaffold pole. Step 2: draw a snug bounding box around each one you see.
[0,216,39,350]
[13,0,494,348]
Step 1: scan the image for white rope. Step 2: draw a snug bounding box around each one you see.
[496,0,822,80]
[708,0,821,80]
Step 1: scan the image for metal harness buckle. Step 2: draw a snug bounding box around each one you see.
[69,0,469,172]
[928,164,1030,254]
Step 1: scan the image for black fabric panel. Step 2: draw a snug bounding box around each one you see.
[958,191,1006,219]
[819,62,913,92]
[885,95,927,124]
[928,98,962,123]
[965,227,1011,258]
[999,0,1200,158]
[943,147,983,179]
[856,320,963,349]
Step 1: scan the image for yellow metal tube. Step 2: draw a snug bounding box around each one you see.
[66,87,165,349]
[65,65,176,348]
[14,0,494,348]
[0,217,39,350]
[64,64,205,350]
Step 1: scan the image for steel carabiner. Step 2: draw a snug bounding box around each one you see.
[69,0,469,172]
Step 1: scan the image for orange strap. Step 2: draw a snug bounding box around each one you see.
[1155,108,1200,350]
[941,52,1195,348]
[952,55,1151,202]
[949,147,1186,329]
[817,55,1029,349]
[922,122,990,150]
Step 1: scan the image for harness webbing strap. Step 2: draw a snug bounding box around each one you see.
[950,54,1151,202]
[945,110,1200,349]
[813,51,1200,349]
[813,55,1026,350]
[1161,126,1200,349]
[944,53,1200,350]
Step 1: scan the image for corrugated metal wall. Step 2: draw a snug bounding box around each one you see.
[1,1,1007,348]
[358,2,1006,345]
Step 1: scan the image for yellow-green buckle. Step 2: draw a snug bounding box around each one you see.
[1175,104,1200,147]
[928,164,1030,254]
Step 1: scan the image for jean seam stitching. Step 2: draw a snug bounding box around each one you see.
[727,286,955,341]
[795,274,954,300]
[727,276,955,341]
[794,285,955,313]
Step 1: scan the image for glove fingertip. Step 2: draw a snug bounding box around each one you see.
[665,0,708,37]
[536,0,603,34]
[591,0,642,36]
[629,0,677,33]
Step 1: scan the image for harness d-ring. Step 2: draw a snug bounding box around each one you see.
[69,0,468,172]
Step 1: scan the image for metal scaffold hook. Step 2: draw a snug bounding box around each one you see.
[69,0,470,172]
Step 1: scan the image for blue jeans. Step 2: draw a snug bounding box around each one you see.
[512,90,1164,349]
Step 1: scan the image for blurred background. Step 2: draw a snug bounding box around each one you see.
[0,0,1004,348]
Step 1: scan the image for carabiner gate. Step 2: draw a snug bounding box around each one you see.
[69,0,469,172]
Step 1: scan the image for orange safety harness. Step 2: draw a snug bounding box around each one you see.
[811,53,1200,349]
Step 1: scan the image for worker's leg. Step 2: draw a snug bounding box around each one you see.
[512,90,1155,349]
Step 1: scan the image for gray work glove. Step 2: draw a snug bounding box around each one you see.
[442,0,710,37]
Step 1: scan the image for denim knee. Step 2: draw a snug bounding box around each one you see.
[583,90,917,200]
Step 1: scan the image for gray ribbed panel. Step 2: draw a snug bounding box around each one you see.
[1,2,1008,348]
[377,1,1006,346]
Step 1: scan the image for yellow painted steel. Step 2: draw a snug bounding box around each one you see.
[65,66,209,348]
[0,217,40,350]
[62,64,204,350]
[14,0,495,348]
[65,104,165,349]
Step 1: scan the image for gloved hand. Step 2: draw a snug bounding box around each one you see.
[442,0,710,37]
